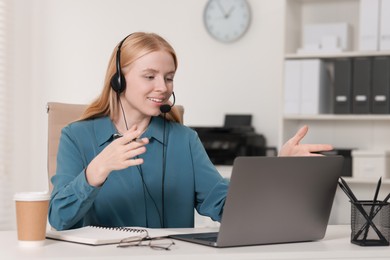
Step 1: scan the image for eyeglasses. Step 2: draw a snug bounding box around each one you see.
[117,231,175,251]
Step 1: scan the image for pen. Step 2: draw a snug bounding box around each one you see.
[365,192,390,221]
[337,181,356,203]
[339,177,358,202]
[384,192,390,203]
[362,177,382,241]
[113,133,145,143]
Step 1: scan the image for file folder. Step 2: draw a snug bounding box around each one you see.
[352,58,371,114]
[380,0,390,51]
[372,57,390,114]
[283,60,301,114]
[300,59,330,115]
[333,59,352,114]
[359,0,380,51]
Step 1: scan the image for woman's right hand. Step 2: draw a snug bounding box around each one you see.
[85,126,149,187]
[278,125,333,156]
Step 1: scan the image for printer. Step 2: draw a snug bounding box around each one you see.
[191,114,276,165]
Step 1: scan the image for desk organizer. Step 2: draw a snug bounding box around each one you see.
[350,200,390,246]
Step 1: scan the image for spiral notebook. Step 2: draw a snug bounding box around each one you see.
[46,226,171,246]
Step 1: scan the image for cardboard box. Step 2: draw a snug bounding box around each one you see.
[300,23,351,53]
[352,150,390,179]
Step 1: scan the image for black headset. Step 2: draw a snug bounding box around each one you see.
[110,34,133,94]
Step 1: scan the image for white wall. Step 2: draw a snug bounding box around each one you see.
[10,0,285,192]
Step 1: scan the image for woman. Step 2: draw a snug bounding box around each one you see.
[48,32,332,231]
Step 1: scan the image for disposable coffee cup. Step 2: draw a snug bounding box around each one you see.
[14,191,50,247]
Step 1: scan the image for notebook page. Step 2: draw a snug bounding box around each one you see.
[46,226,146,245]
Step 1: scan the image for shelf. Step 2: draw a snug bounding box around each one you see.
[285,51,390,60]
[283,115,390,121]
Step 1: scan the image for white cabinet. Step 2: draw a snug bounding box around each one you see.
[281,0,390,180]
[282,0,390,223]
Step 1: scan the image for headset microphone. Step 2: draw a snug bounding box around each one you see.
[159,92,176,113]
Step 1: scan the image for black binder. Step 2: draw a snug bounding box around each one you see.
[352,58,371,114]
[372,57,390,114]
[333,59,352,114]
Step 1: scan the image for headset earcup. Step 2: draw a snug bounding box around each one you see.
[110,72,126,93]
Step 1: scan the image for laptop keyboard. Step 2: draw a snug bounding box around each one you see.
[194,232,218,242]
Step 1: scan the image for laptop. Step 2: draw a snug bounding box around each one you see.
[170,156,344,248]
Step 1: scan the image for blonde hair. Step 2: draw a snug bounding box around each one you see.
[80,32,182,123]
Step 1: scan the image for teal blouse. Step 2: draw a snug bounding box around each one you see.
[49,116,229,230]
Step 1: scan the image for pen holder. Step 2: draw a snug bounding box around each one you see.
[350,200,390,246]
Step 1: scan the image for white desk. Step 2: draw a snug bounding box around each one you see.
[1,226,390,260]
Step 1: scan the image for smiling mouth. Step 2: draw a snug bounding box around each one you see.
[148,97,164,104]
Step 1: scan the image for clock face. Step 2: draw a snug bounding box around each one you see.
[203,0,251,43]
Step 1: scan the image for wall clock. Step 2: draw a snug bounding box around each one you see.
[203,0,251,43]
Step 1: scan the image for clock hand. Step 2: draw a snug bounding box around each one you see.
[225,6,236,18]
[216,0,228,17]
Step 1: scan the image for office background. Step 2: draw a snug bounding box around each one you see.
[1,0,285,229]
[11,0,285,191]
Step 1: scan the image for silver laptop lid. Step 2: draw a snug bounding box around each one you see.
[217,156,343,247]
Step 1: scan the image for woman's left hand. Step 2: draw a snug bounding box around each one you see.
[278,125,333,156]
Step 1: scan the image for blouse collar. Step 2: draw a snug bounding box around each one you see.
[94,116,165,146]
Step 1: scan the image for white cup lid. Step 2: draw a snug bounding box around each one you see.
[14,191,50,201]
